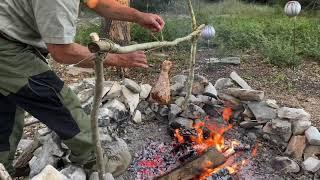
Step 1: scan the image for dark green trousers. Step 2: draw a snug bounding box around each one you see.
[0,35,94,173]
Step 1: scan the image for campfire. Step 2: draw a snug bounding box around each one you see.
[130,103,258,180]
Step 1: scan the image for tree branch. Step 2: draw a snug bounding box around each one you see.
[89,33,106,180]
[183,0,199,109]
[88,24,205,53]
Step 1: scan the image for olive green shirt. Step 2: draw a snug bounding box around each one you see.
[0,0,80,49]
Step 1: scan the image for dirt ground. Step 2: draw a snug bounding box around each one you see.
[49,49,320,179]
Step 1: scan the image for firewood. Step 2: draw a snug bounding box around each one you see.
[157,148,225,180]
[0,163,12,180]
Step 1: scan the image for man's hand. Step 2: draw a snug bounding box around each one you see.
[105,51,148,68]
[136,13,165,32]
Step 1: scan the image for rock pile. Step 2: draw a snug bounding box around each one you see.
[15,70,320,179]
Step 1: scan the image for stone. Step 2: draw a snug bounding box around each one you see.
[223,88,264,101]
[304,145,320,160]
[278,107,311,121]
[285,135,306,160]
[144,107,156,121]
[82,97,93,114]
[265,99,279,109]
[60,165,86,180]
[123,78,141,93]
[180,103,206,120]
[271,156,300,173]
[242,107,254,118]
[247,101,277,122]
[101,137,132,177]
[17,139,33,152]
[32,165,68,180]
[192,75,209,95]
[302,157,320,173]
[305,126,320,145]
[133,110,142,124]
[140,84,152,99]
[210,57,241,65]
[292,120,311,135]
[159,105,169,117]
[171,75,188,85]
[197,95,217,105]
[78,88,93,104]
[203,82,217,98]
[170,117,194,129]
[230,71,252,89]
[83,78,95,88]
[175,97,185,107]
[214,78,234,90]
[69,82,86,95]
[29,133,65,177]
[151,103,159,113]
[169,104,182,121]
[240,120,264,129]
[263,119,292,142]
[98,99,128,122]
[89,172,114,180]
[217,93,241,108]
[102,82,122,101]
[122,86,140,115]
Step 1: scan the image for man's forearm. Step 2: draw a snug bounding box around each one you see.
[92,0,142,23]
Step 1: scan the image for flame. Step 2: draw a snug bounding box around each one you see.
[251,143,259,157]
[174,129,185,144]
[222,107,233,121]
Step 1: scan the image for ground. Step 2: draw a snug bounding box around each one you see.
[47,48,320,179]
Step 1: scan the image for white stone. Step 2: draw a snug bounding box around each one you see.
[224,88,264,101]
[66,66,94,76]
[230,71,252,89]
[32,165,68,180]
[103,82,122,101]
[140,84,152,99]
[78,89,93,104]
[60,165,86,180]
[278,107,311,121]
[17,139,33,151]
[123,78,141,93]
[103,99,127,112]
[203,82,217,98]
[272,156,300,173]
[122,86,139,115]
[305,126,320,145]
[302,157,320,173]
[265,99,279,109]
[133,110,142,124]
[214,78,234,90]
[89,172,114,180]
[292,120,311,135]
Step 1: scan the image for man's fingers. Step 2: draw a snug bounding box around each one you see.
[156,16,165,29]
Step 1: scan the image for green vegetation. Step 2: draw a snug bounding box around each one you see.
[75,0,320,67]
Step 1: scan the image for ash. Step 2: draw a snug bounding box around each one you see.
[129,140,181,179]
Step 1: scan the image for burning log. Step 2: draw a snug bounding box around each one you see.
[157,148,225,180]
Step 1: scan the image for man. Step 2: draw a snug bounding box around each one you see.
[0,0,164,176]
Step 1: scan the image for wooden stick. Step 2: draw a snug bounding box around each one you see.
[183,0,199,109]
[157,148,225,180]
[88,25,205,53]
[89,33,106,180]
[0,163,12,180]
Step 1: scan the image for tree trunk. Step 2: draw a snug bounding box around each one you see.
[102,0,131,45]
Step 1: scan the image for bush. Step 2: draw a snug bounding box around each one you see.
[75,24,100,45]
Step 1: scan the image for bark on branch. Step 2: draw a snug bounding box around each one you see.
[88,24,205,53]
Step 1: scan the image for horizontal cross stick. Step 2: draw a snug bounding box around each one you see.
[88,24,205,53]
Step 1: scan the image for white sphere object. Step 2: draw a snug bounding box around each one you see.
[284,1,301,17]
[201,25,215,40]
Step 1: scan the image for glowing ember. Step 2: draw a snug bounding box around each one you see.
[174,129,185,143]
[222,107,233,121]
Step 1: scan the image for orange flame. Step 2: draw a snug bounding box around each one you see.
[174,129,185,144]
[223,107,233,121]
[251,143,259,157]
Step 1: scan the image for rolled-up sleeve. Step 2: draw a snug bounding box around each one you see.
[32,0,80,44]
